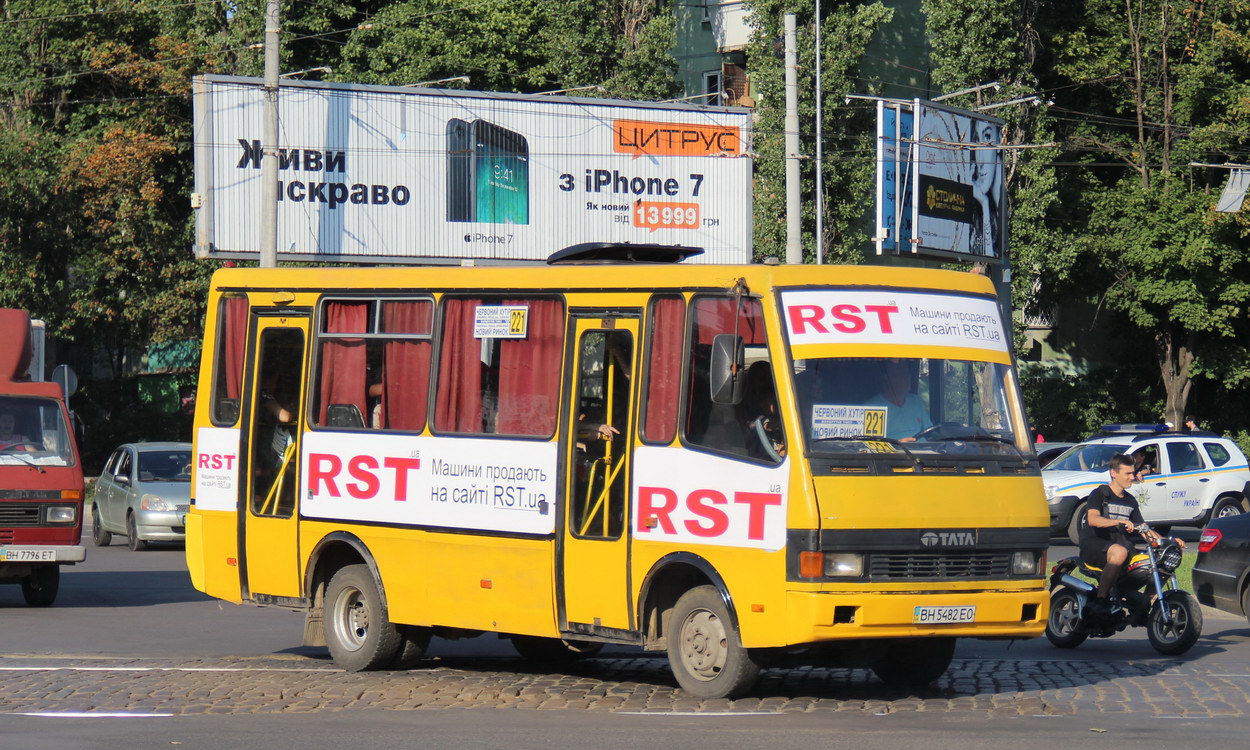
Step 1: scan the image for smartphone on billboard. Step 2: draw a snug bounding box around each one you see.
[472,120,529,225]
[446,118,473,222]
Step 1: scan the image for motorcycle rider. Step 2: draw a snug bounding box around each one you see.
[1079,453,1184,618]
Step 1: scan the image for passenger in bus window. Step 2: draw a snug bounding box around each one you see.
[865,359,931,440]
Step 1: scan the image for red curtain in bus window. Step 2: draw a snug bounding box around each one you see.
[221,297,249,400]
[693,297,765,345]
[643,296,684,443]
[317,302,368,426]
[381,301,432,431]
[496,299,564,436]
[434,298,484,432]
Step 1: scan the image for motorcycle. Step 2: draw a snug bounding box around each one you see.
[1045,524,1202,655]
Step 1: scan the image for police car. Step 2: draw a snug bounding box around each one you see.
[1043,424,1250,542]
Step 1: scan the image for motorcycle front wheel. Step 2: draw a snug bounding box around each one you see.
[1045,586,1088,648]
[1147,591,1202,656]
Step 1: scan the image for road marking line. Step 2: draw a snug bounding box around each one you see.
[11,712,175,718]
[0,666,340,673]
[616,711,783,717]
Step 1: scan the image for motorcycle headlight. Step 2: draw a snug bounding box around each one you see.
[1158,543,1183,574]
[140,494,175,512]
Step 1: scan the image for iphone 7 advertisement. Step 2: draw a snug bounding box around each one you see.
[446,119,530,225]
[193,75,752,263]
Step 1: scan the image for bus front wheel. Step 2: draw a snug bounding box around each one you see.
[324,564,403,671]
[21,565,59,607]
[666,585,761,699]
[871,637,955,688]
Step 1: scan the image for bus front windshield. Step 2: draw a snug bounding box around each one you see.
[791,356,1025,460]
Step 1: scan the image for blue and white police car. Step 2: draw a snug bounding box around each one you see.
[1043,424,1250,542]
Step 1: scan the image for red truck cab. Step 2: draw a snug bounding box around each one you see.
[0,309,84,606]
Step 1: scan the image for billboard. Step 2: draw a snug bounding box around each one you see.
[875,99,1005,262]
[192,75,753,264]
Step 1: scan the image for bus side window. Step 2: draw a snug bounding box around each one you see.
[641,295,684,444]
[684,296,778,462]
[211,295,249,425]
[433,297,564,437]
[312,298,433,433]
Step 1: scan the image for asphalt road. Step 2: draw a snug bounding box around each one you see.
[2,526,1247,749]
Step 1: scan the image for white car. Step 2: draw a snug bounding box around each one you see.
[1043,426,1250,542]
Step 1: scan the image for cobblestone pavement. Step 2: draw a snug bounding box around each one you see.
[4,652,1250,718]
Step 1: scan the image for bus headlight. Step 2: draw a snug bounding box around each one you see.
[45,505,77,524]
[824,553,864,577]
[1011,551,1042,576]
[141,495,176,512]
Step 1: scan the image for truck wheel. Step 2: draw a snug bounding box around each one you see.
[666,585,761,699]
[1045,586,1088,648]
[91,506,112,547]
[126,513,147,551]
[511,635,604,663]
[1148,591,1202,656]
[871,637,955,688]
[21,565,60,607]
[324,564,402,672]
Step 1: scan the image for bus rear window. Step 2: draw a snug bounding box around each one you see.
[433,297,564,437]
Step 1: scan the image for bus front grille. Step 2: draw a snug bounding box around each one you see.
[868,552,1012,579]
[0,503,43,526]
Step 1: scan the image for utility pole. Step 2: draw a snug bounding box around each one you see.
[259,0,281,268]
[784,14,801,265]
[814,0,824,264]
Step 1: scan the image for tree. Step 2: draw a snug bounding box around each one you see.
[335,0,679,99]
[745,0,894,263]
[1037,0,1250,427]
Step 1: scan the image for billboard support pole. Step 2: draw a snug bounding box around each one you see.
[784,14,801,264]
[814,0,824,264]
[259,0,281,268]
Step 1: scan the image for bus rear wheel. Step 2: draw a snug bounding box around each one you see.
[666,585,761,699]
[871,637,955,688]
[324,564,402,671]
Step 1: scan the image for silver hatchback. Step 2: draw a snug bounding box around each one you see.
[92,442,192,550]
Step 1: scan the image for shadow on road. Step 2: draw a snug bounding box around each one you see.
[0,570,211,609]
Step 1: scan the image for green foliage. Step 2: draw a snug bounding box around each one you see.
[337,0,678,99]
[745,0,894,263]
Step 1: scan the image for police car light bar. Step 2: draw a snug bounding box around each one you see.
[1098,423,1169,434]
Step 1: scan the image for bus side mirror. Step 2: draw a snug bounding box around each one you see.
[709,333,744,405]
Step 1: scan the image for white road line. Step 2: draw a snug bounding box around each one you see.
[616,711,784,717]
[11,712,175,718]
[0,666,340,673]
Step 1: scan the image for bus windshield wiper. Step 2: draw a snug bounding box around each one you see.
[811,435,920,466]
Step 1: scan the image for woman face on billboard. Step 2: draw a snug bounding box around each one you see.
[968,120,1000,256]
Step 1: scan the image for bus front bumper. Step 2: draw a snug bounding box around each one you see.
[784,587,1048,643]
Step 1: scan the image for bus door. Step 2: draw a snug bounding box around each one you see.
[560,314,639,634]
[240,313,309,601]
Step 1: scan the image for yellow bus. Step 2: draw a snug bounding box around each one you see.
[187,246,1049,698]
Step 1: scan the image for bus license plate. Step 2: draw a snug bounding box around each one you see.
[0,548,57,562]
[914,605,976,624]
